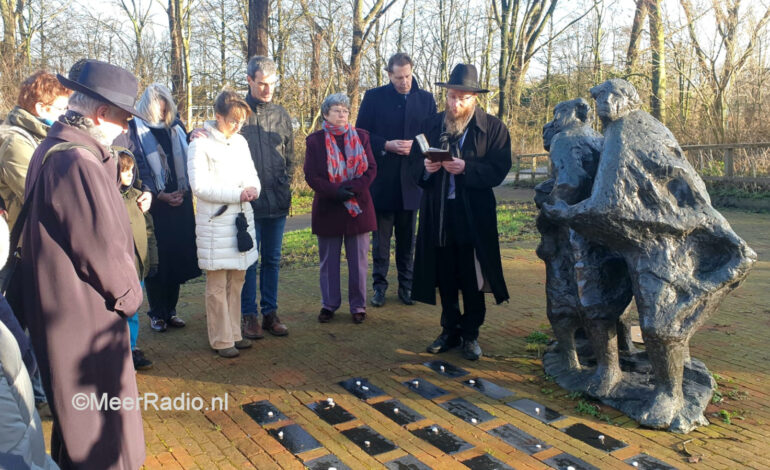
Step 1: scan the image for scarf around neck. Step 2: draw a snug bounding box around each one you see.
[322,120,368,217]
[135,118,189,193]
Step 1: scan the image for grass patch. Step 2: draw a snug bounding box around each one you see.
[290,188,313,216]
[497,201,539,241]
[281,228,318,268]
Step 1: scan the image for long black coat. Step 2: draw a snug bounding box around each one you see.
[356,78,436,211]
[410,108,512,305]
[21,122,145,469]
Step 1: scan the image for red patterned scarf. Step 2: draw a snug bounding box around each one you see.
[323,120,368,217]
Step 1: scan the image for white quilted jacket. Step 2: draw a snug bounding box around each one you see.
[188,121,261,271]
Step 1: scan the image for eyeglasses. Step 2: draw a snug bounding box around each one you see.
[448,93,476,102]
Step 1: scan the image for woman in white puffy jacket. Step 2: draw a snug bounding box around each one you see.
[188,91,261,358]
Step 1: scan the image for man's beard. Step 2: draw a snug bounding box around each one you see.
[444,104,475,137]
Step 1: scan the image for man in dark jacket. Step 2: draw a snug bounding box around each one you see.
[410,64,511,361]
[356,53,436,307]
[21,60,146,469]
[240,56,294,338]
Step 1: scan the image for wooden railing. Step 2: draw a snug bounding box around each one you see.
[512,142,770,182]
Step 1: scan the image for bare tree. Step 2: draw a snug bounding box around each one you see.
[680,0,770,142]
[247,0,267,58]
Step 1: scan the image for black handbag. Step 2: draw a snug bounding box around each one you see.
[235,207,253,253]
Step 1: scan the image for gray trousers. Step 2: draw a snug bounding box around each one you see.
[371,209,417,292]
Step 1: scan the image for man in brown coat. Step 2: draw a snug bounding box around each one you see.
[21,60,148,469]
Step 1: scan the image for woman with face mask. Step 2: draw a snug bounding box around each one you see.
[0,71,71,229]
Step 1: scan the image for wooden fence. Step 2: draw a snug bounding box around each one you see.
[512,143,770,183]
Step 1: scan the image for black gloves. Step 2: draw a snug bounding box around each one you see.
[336,186,354,201]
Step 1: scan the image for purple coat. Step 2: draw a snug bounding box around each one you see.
[304,128,377,236]
[21,122,145,469]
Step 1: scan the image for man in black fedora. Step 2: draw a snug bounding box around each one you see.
[21,59,147,469]
[409,63,511,360]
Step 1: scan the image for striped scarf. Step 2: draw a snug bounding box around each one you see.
[323,121,368,217]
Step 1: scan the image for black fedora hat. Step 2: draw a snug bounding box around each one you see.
[435,64,489,93]
[57,60,149,121]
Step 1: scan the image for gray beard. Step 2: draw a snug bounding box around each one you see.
[444,106,475,137]
[61,111,116,147]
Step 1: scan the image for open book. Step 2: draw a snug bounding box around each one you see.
[415,134,452,162]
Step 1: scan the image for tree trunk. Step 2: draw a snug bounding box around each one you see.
[648,0,665,121]
[626,0,647,75]
[168,0,185,115]
[247,0,268,59]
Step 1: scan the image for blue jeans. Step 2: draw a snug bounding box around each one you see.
[128,280,144,350]
[241,216,286,317]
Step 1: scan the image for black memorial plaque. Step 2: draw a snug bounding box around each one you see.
[507,398,564,424]
[384,455,433,470]
[463,378,515,400]
[423,360,470,378]
[340,425,398,456]
[624,454,679,470]
[402,378,448,400]
[543,453,599,470]
[307,399,356,425]
[305,454,352,470]
[411,425,474,455]
[241,400,288,425]
[338,377,386,400]
[488,424,551,455]
[562,423,627,452]
[438,398,494,425]
[372,399,425,426]
[462,453,516,470]
[268,424,322,455]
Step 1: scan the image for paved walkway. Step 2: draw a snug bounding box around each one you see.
[41,192,770,469]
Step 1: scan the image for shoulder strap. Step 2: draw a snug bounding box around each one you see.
[7,142,101,261]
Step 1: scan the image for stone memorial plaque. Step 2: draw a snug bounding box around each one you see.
[402,378,448,400]
[438,398,494,425]
[268,424,322,455]
[307,400,356,425]
[463,378,515,400]
[305,454,352,470]
[561,423,627,452]
[488,424,551,454]
[241,400,288,426]
[340,425,398,456]
[543,453,599,470]
[372,399,425,426]
[624,454,679,470]
[507,398,564,424]
[384,455,433,470]
[462,453,516,470]
[423,360,470,378]
[338,377,386,400]
[411,425,474,455]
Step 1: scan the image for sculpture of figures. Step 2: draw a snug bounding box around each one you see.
[536,98,634,390]
[543,79,756,432]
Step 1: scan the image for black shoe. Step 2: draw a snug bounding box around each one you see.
[462,339,482,361]
[132,349,154,370]
[167,315,186,328]
[318,308,334,323]
[370,289,385,307]
[150,317,167,332]
[397,286,414,305]
[426,332,462,354]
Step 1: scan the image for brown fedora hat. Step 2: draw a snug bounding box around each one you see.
[57,59,150,121]
[435,64,489,93]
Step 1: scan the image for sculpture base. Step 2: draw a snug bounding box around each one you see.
[543,341,715,433]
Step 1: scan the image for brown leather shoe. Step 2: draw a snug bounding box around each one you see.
[352,312,366,324]
[242,314,264,339]
[263,313,288,336]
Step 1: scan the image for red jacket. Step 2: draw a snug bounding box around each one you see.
[304,128,377,236]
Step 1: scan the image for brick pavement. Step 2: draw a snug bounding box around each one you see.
[41,195,770,469]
